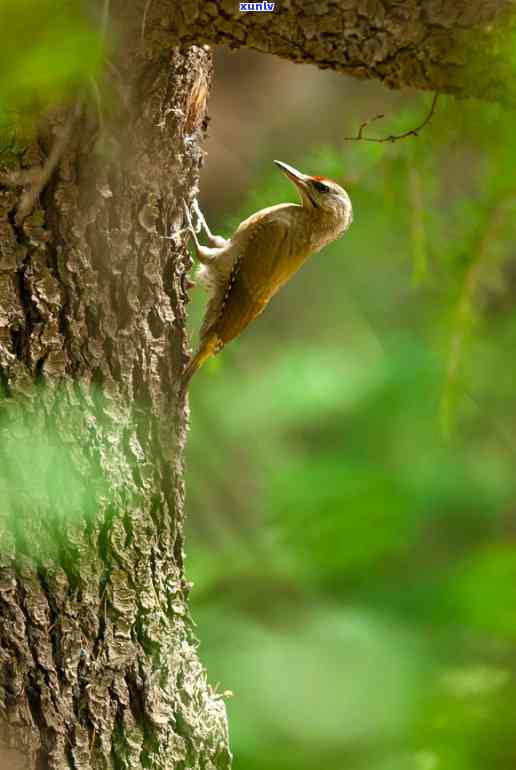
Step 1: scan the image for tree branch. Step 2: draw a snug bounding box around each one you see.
[343,93,439,143]
[157,0,516,104]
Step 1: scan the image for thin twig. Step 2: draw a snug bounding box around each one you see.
[0,0,109,211]
[0,167,43,187]
[14,102,81,224]
[141,0,154,50]
[441,205,506,434]
[344,93,439,143]
[347,113,386,141]
[0,103,80,210]
[89,76,104,135]
[101,0,110,42]
[408,162,427,285]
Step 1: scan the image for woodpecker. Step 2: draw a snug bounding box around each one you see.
[181,160,353,388]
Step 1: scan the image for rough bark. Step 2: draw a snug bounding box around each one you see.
[0,17,229,770]
[155,0,516,103]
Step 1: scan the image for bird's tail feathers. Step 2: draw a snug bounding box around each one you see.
[179,336,219,396]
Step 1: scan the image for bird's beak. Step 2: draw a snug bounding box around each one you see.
[274,160,310,188]
[274,159,316,206]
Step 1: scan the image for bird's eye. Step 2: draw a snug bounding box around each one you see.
[312,180,330,194]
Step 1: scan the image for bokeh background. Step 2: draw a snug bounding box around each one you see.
[2,4,516,768]
[185,48,516,770]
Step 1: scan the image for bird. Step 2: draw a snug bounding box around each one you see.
[181,159,353,390]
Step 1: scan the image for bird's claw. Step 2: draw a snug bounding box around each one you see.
[182,199,195,235]
[184,276,196,290]
[191,198,208,234]
[183,198,204,235]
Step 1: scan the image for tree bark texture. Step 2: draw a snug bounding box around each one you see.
[157,0,516,103]
[0,20,230,770]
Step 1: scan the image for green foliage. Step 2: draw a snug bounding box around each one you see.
[0,0,102,156]
[186,93,516,769]
[451,545,516,640]
[0,385,109,568]
[0,0,102,108]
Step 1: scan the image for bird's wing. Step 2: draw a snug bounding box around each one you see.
[206,216,290,347]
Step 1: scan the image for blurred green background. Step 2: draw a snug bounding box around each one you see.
[0,0,101,159]
[186,50,516,770]
[2,4,516,768]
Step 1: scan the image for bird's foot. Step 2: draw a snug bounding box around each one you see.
[182,199,225,264]
[192,198,228,248]
[191,198,207,235]
[182,199,198,236]
[184,275,196,290]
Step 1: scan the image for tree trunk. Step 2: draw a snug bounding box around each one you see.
[0,24,230,770]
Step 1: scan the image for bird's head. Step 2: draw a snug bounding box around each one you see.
[274,160,353,231]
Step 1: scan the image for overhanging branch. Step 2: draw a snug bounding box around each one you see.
[150,0,516,104]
